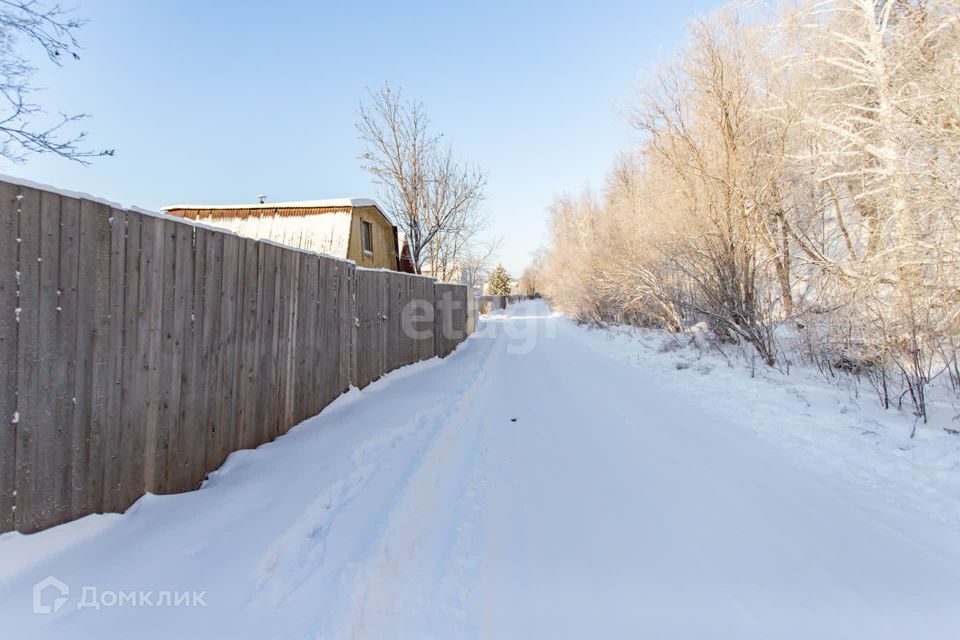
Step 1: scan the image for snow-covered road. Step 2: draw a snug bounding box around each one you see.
[3,300,960,639]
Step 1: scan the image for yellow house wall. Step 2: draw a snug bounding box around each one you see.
[349,205,398,270]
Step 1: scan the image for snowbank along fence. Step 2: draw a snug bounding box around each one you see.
[0,178,472,533]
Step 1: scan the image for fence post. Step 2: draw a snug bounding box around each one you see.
[349,263,359,388]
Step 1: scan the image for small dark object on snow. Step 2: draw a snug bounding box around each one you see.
[510,418,517,422]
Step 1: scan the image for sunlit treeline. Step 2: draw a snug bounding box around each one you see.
[537,0,960,422]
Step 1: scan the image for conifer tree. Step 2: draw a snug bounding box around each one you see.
[487,264,512,295]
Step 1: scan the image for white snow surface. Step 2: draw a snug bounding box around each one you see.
[1,300,959,639]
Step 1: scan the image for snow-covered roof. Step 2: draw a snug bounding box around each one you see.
[163,198,377,211]
[285,210,353,258]
[178,209,355,259]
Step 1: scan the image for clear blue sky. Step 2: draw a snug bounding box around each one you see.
[4,0,722,275]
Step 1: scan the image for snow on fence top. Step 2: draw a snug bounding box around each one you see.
[0,175,370,267]
[0,175,425,274]
[0,171,127,210]
[0,172,239,232]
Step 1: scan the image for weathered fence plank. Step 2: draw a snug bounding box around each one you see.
[355,270,372,388]
[176,225,206,491]
[188,229,207,486]
[294,255,309,422]
[317,257,340,409]
[200,230,224,476]
[293,253,313,422]
[101,209,127,512]
[251,243,269,443]
[418,277,436,362]
[434,283,467,358]
[313,257,329,411]
[274,247,293,435]
[277,248,294,432]
[154,220,178,494]
[140,216,166,493]
[82,199,113,515]
[213,233,241,470]
[32,190,68,530]
[337,261,352,394]
[162,223,193,493]
[237,238,260,451]
[71,198,102,517]
[14,187,43,531]
[268,247,285,438]
[36,191,72,531]
[0,183,19,531]
[299,254,318,420]
[118,211,145,510]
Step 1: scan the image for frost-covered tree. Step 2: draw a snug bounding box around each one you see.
[487,264,512,295]
[786,0,960,421]
[537,0,960,425]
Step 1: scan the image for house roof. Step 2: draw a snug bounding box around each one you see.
[162,197,377,211]
[163,205,356,259]
[161,197,397,261]
[284,210,353,258]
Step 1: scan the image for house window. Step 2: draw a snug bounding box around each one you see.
[361,220,373,255]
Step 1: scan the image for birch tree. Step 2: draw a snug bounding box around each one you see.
[784,0,960,419]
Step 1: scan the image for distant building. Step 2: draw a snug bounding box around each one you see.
[163,198,402,271]
[418,261,486,288]
[419,264,468,285]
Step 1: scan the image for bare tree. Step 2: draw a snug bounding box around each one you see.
[0,0,111,162]
[517,250,545,297]
[457,236,500,290]
[779,0,960,421]
[356,83,486,276]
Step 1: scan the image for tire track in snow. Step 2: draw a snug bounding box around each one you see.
[251,335,499,611]
[331,331,507,639]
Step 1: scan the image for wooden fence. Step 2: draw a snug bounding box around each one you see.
[0,178,472,533]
